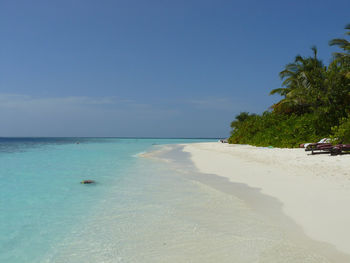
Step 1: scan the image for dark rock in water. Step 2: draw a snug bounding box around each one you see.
[81,180,95,184]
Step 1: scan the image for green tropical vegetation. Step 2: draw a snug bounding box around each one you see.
[229,24,350,147]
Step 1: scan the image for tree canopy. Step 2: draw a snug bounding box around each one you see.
[229,24,350,147]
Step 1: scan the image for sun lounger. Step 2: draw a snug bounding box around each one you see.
[305,143,333,153]
[330,144,350,155]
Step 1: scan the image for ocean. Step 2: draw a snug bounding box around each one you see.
[0,138,335,262]
[0,138,216,262]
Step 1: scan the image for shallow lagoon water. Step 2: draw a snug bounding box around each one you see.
[0,138,340,262]
[0,138,213,262]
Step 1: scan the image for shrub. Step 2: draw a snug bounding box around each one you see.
[229,112,324,148]
[331,116,350,144]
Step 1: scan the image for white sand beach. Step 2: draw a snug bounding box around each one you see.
[183,142,350,256]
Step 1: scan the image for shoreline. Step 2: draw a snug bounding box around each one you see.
[182,142,350,258]
[145,142,350,262]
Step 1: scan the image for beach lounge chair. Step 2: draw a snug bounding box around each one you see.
[330,144,350,155]
[303,138,330,150]
[305,143,333,154]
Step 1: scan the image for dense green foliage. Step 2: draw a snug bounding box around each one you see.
[229,24,350,147]
[330,115,350,144]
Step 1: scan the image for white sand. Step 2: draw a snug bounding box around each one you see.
[183,142,350,255]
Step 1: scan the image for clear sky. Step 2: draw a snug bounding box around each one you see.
[0,0,349,137]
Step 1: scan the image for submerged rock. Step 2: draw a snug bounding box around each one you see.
[80,180,95,184]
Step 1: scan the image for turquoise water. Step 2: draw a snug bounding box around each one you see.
[0,138,216,262]
[0,138,342,262]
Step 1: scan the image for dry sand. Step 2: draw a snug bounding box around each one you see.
[183,142,350,255]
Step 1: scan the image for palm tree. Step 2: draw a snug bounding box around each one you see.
[329,24,350,79]
[329,24,350,60]
[270,47,326,114]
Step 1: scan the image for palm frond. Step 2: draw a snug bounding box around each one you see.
[311,45,318,59]
[270,88,287,95]
[333,52,350,59]
[329,38,350,49]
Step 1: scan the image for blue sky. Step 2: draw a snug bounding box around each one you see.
[0,0,349,137]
